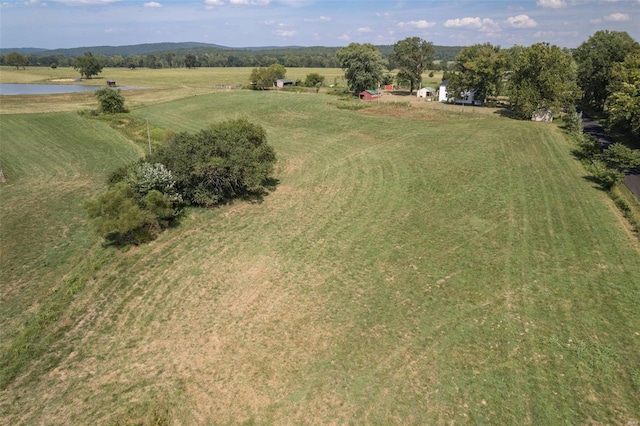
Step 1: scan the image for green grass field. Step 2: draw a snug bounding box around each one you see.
[1,70,639,424]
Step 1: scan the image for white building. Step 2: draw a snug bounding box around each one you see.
[417,87,436,100]
[438,80,481,105]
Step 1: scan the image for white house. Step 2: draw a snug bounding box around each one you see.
[438,79,481,105]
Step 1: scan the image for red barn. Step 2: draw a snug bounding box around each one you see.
[359,90,380,101]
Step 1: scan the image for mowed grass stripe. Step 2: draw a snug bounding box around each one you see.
[0,113,141,374]
[1,91,639,424]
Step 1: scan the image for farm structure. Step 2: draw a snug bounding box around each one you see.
[439,80,481,105]
[359,90,381,101]
[417,87,437,100]
[276,78,294,88]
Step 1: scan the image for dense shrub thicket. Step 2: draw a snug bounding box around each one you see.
[150,118,276,206]
[86,119,276,245]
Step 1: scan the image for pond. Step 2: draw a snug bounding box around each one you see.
[0,83,138,96]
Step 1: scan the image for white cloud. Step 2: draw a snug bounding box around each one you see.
[507,14,537,28]
[534,30,578,38]
[276,29,295,37]
[204,0,223,5]
[304,15,331,22]
[604,12,629,21]
[51,0,120,4]
[228,0,269,4]
[357,27,373,33]
[444,17,499,32]
[536,0,567,8]
[144,1,161,7]
[398,20,436,29]
[443,17,481,28]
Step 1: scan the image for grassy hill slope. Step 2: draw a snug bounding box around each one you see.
[1,92,639,424]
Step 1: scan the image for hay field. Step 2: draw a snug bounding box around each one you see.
[1,87,639,424]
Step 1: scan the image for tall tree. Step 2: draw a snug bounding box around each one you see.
[447,43,506,104]
[164,52,175,69]
[605,52,640,138]
[72,52,103,79]
[5,52,29,70]
[336,43,384,94]
[389,37,434,94]
[249,63,287,90]
[184,54,198,69]
[574,30,640,111]
[508,42,579,120]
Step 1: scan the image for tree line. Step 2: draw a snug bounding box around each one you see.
[0,44,462,70]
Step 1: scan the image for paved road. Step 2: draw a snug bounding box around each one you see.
[582,112,640,201]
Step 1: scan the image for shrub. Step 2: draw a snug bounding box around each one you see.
[85,182,157,245]
[124,162,182,205]
[89,163,182,245]
[304,72,325,87]
[565,109,583,134]
[95,87,127,114]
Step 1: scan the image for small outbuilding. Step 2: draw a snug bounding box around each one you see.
[417,87,436,100]
[359,90,381,101]
[276,78,294,88]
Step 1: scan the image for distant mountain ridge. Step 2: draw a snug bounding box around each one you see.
[1,42,463,61]
[0,42,228,57]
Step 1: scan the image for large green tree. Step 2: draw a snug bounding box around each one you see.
[336,43,384,94]
[605,52,640,138]
[574,30,640,111]
[389,37,434,95]
[184,53,198,69]
[249,63,287,90]
[4,52,29,70]
[508,42,579,120]
[72,52,103,79]
[447,43,506,105]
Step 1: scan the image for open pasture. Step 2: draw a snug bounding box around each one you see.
[0,66,443,114]
[1,89,639,424]
[0,66,346,88]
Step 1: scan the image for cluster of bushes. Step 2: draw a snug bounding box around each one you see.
[86,119,276,245]
[576,136,640,190]
[567,109,640,235]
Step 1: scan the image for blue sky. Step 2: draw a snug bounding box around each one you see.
[1,0,638,49]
